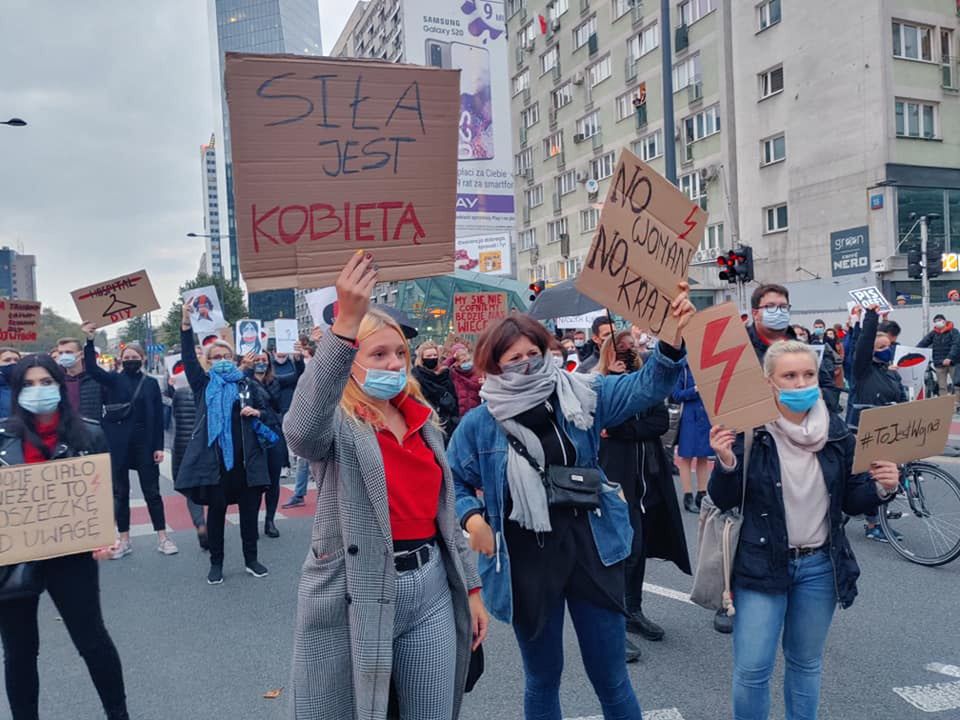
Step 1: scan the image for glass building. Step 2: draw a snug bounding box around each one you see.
[209,0,322,320]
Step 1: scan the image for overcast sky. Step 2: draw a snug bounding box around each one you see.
[0,1,355,324]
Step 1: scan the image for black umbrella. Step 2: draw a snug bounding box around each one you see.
[527,279,604,320]
[379,305,419,339]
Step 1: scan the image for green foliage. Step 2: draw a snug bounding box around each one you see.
[15,307,107,354]
[159,273,247,347]
[119,315,149,344]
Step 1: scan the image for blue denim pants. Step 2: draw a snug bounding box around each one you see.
[513,595,642,720]
[292,456,310,499]
[732,549,838,720]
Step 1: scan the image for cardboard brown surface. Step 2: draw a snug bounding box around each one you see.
[0,299,41,344]
[575,149,706,339]
[682,303,780,432]
[852,395,954,473]
[224,53,460,291]
[454,292,507,336]
[0,453,116,566]
[71,270,160,329]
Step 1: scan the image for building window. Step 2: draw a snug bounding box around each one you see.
[526,184,544,208]
[574,16,597,49]
[616,89,645,122]
[553,82,573,109]
[588,55,612,86]
[550,0,569,20]
[527,264,548,284]
[683,105,721,143]
[580,207,600,233]
[759,65,784,99]
[543,131,564,158]
[679,0,714,26]
[547,218,569,243]
[512,70,530,96]
[701,223,724,253]
[515,148,534,173]
[555,257,583,280]
[557,169,577,196]
[627,23,659,63]
[521,103,540,128]
[757,0,781,31]
[679,170,706,206]
[895,99,937,139]
[591,151,616,180]
[764,203,789,233]
[613,0,633,19]
[519,22,536,49]
[761,133,786,165]
[673,53,701,90]
[519,227,537,250]
[892,21,933,61]
[541,45,560,75]
[576,110,601,138]
[633,129,663,161]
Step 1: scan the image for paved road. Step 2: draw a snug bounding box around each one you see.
[4,454,958,720]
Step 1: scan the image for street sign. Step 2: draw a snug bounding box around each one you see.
[830,226,870,276]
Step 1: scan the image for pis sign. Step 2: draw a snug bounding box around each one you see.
[830,226,870,277]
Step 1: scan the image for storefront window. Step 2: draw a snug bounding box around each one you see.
[896,187,951,253]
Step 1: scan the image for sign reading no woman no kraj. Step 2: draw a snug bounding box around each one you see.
[224,53,461,291]
[0,453,115,565]
[575,150,707,340]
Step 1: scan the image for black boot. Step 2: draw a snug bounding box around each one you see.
[695,491,706,509]
[264,519,279,538]
[683,493,698,513]
[625,635,642,663]
[627,610,665,641]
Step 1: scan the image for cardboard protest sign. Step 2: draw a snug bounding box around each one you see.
[305,287,338,330]
[454,292,507,337]
[183,286,226,335]
[848,286,891,312]
[0,299,41,343]
[575,149,706,339]
[681,302,780,432]
[556,309,606,330]
[274,319,298,354]
[0,453,115,565]
[236,319,263,356]
[852,395,954,473]
[894,345,933,400]
[71,270,160,329]
[224,53,460,291]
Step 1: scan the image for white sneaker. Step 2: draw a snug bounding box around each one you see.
[110,539,133,560]
[157,537,179,555]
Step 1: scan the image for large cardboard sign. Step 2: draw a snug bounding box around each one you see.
[183,286,227,335]
[0,453,115,565]
[0,299,41,344]
[224,53,460,291]
[71,270,160,329]
[454,292,507,336]
[575,150,706,339]
[894,345,933,400]
[682,302,780,432]
[853,395,954,473]
[848,286,891,312]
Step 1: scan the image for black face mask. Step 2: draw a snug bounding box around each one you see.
[122,360,142,374]
[422,357,439,370]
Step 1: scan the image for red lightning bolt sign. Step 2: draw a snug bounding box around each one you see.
[677,204,699,240]
[700,317,747,415]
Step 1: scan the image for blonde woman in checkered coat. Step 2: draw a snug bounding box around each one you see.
[283,251,489,720]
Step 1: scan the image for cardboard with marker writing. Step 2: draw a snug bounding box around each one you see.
[852,395,953,473]
[71,270,160,329]
[0,453,115,566]
[575,149,706,339]
[224,53,460,291]
[682,302,780,432]
[454,292,507,338]
[0,298,42,344]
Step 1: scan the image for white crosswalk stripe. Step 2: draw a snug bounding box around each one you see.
[567,709,685,720]
[893,681,960,712]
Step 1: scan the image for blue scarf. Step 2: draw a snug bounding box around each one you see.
[206,365,244,470]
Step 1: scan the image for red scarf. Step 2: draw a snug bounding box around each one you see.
[23,413,60,464]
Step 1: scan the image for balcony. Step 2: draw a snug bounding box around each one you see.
[688,80,703,105]
[675,23,689,52]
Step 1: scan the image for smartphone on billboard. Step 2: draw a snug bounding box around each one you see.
[451,42,494,161]
[425,39,452,69]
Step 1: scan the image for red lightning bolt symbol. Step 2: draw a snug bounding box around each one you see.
[700,317,746,415]
[677,205,699,240]
[91,473,101,493]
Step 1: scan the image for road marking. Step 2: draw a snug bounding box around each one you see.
[567,709,684,720]
[893,681,960,712]
[927,663,960,679]
[643,582,694,606]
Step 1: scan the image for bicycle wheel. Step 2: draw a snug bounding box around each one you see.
[880,461,960,566]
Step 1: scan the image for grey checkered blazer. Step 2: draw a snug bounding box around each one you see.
[283,332,482,720]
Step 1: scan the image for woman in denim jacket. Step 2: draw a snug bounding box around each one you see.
[447,288,694,720]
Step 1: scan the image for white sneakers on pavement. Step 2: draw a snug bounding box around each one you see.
[157,536,179,555]
[110,539,133,560]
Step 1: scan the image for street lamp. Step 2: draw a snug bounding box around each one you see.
[187,232,219,238]
[1,118,26,127]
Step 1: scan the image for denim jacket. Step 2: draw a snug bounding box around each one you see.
[447,343,685,624]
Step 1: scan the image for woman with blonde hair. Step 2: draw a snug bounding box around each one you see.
[283,251,487,720]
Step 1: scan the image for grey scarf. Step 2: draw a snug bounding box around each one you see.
[481,360,598,531]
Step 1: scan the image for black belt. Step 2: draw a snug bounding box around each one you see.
[788,544,826,559]
[394,542,434,572]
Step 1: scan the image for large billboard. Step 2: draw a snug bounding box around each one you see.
[455,231,512,276]
[403,0,516,232]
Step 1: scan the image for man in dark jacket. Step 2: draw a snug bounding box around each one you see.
[56,338,103,421]
[917,313,960,400]
[577,316,614,374]
[168,375,207,548]
[0,347,22,417]
[747,284,796,360]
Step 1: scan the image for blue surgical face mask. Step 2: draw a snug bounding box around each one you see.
[761,307,791,331]
[253,363,269,374]
[18,385,61,415]
[57,352,77,369]
[356,366,407,401]
[777,384,820,413]
[211,359,235,375]
[813,326,825,337]
[503,355,545,376]
[874,348,894,364]
[460,361,474,372]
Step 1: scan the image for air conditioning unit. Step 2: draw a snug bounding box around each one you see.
[573,132,586,143]
[576,170,589,182]
[572,72,585,85]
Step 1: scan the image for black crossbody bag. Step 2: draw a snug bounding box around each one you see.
[503,431,603,511]
[102,375,146,423]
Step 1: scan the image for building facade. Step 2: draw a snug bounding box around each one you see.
[0,247,37,301]
[199,134,223,278]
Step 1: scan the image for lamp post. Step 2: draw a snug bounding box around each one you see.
[1,118,26,127]
[187,233,223,278]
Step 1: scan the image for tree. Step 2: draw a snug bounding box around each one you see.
[159,273,247,347]
[119,316,149,344]
[16,307,107,354]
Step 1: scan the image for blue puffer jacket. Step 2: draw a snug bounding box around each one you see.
[708,408,888,609]
[448,343,684,624]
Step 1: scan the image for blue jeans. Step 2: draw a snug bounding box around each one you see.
[513,596,641,720]
[292,456,309,499]
[732,549,837,720]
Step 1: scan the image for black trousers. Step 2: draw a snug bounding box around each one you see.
[206,473,263,565]
[0,554,128,720]
[262,441,285,523]
[624,500,651,615]
[112,434,164,533]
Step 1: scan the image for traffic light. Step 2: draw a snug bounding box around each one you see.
[716,251,737,283]
[528,280,545,302]
[733,245,754,283]
[907,250,923,279]
[927,237,944,279]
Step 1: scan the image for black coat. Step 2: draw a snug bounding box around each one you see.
[271,358,304,414]
[83,341,163,460]
[708,412,888,609]
[849,309,906,428]
[917,323,960,367]
[0,417,110,465]
[173,329,276,504]
[600,400,691,575]
[412,365,459,438]
[170,385,196,481]
[747,323,796,362]
[64,372,104,423]
[811,340,842,414]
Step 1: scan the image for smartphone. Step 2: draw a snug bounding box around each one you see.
[425,39,451,69]
[451,42,494,161]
